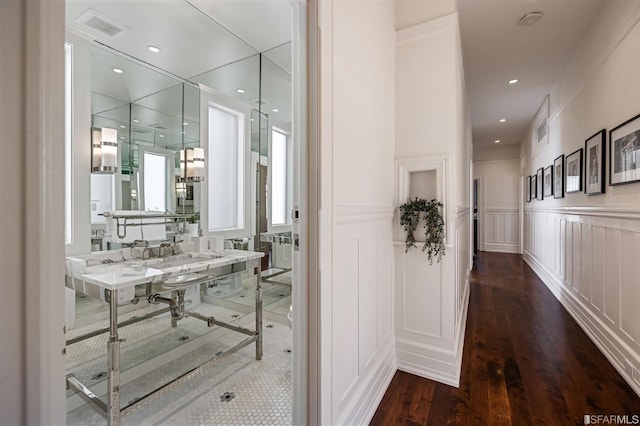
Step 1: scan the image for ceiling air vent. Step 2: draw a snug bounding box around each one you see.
[75,9,129,39]
[518,11,544,26]
[148,123,168,130]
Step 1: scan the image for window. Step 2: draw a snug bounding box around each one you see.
[270,127,292,228]
[139,147,175,213]
[143,152,167,212]
[64,43,73,243]
[208,103,245,232]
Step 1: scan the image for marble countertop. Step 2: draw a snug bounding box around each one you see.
[65,246,263,291]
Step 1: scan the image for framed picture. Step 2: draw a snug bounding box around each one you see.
[532,96,550,157]
[610,113,640,185]
[566,148,583,193]
[543,165,553,198]
[554,155,564,198]
[531,174,537,201]
[526,175,532,202]
[536,167,544,200]
[585,129,606,195]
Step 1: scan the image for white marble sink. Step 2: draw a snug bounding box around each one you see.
[65,244,263,297]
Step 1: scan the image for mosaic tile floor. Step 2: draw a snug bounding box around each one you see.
[66,275,292,426]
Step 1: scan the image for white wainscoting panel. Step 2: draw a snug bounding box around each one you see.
[484,207,519,253]
[523,207,640,396]
[332,205,397,425]
[394,208,471,387]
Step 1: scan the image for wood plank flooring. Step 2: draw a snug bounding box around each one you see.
[371,252,640,425]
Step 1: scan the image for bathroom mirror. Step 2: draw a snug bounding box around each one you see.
[90,44,199,220]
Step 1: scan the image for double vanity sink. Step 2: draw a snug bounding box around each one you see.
[65,242,264,425]
[66,243,262,302]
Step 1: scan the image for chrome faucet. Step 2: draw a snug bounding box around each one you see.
[159,241,175,257]
[132,239,150,259]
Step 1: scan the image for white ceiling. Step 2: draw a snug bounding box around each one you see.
[397,0,604,148]
[66,0,292,147]
[71,0,605,151]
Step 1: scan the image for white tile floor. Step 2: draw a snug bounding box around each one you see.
[66,272,293,426]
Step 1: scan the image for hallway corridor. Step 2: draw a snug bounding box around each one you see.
[371,252,640,425]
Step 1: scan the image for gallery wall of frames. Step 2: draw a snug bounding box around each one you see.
[520,1,640,399]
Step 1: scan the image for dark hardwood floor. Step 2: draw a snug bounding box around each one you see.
[371,252,640,425]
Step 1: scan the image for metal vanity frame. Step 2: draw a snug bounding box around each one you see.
[65,252,263,426]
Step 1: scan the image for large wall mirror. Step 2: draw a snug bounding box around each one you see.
[66,0,293,268]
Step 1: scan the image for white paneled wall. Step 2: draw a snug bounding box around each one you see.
[484,208,519,252]
[332,205,396,425]
[524,208,640,395]
[394,208,470,386]
[474,159,520,253]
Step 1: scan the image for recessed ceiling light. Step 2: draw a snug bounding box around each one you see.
[272,108,279,112]
[251,118,255,122]
[181,131,185,134]
[499,118,507,123]
[183,122,188,126]
[159,134,164,138]
[119,125,126,129]
[133,119,140,123]
[120,136,125,140]
[236,88,245,94]
[508,79,519,84]
[112,68,124,74]
[494,140,501,144]
[147,45,161,53]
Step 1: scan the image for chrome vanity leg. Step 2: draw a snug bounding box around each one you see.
[107,289,121,426]
[256,267,263,360]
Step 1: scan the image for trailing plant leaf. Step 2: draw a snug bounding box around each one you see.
[399,197,445,264]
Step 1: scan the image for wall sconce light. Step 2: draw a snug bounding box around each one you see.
[176,181,186,198]
[91,127,118,173]
[180,147,205,182]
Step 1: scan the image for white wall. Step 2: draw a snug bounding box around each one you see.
[522,1,640,396]
[473,159,520,253]
[394,12,472,387]
[318,0,397,424]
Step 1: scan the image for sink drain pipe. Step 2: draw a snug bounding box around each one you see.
[148,290,185,327]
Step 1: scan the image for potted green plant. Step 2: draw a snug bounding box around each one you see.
[187,211,200,236]
[399,197,445,264]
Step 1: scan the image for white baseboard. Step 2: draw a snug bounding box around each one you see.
[396,283,470,388]
[484,243,519,254]
[523,252,640,397]
[336,335,397,425]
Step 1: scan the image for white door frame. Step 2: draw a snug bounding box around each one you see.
[1,0,67,423]
[11,0,319,424]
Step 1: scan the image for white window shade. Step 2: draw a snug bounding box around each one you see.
[208,104,244,232]
[268,126,293,233]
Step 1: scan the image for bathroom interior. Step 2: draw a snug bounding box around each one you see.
[63,0,298,424]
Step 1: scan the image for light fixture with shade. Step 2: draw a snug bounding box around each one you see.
[91,127,118,173]
[180,147,205,182]
[176,181,187,198]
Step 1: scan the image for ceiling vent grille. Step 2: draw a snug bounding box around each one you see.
[518,11,544,26]
[148,123,168,130]
[75,9,129,39]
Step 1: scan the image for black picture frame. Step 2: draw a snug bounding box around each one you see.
[609,113,640,186]
[585,129,606,195]
[566,148,583,193]
[543,165,553,198]
[554,154,564,198]
[536,167,544,200]
[526,176,532,202]
[531,174,537,201]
